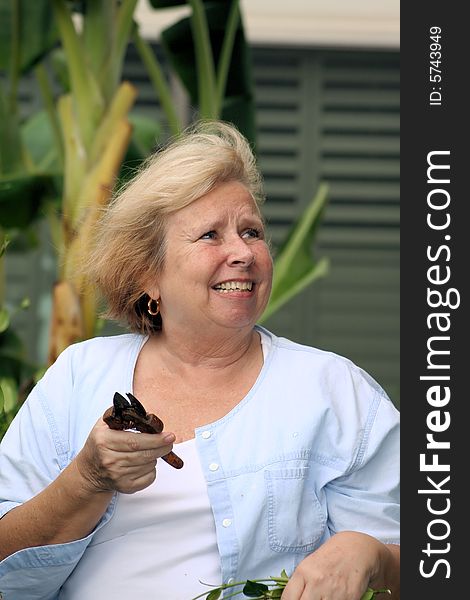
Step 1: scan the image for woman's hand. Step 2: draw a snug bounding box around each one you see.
[281,532,389,600]
[75,417,176,495]
[0,416,177,558]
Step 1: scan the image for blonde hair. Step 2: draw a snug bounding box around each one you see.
[87,120,265,334]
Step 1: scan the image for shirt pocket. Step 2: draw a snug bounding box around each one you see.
[265,466,326,553]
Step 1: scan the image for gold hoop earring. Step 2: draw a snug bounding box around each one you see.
[147,297,160,316]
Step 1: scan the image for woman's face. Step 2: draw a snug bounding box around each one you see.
[149,181,273,334]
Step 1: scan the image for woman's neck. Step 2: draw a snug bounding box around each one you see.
[133,326,263,442]
[146,325,260,374]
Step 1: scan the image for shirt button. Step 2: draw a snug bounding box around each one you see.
[209,462,219,471]
[222,518,232,527]
[201,430,212,439]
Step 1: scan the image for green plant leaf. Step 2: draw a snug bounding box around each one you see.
[0,0,58,73]
[0,307,10,333]
[117,113,162,185]
[190,574,389,600]
[0,377,17,413]
[132,28,181,136]
[34,367,47,384]
[158,0,256,146]
[51,0,105,150]
[259,183,330,323]
[272,182,329,286]
[0,231,9,257]
[128,113,161,157]
[0,83,24,174]
[21,110,62,172]
[0,173,55,228]
[0,376,21,439]
[20,297,30,310]
[0,326,27,380]
[50,47,71,92]
[242,580,269,597]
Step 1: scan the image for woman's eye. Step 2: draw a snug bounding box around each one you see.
[200,231,217,240]
[242,228,262,239]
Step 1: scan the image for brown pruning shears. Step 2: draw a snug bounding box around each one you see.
[103,392,184,469]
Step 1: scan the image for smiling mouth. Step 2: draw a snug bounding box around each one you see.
[212,281,254,293]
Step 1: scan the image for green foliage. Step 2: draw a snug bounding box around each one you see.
[260,183,330,324]
[190,569,391,599]
[0,307,38,439]
[0,377,19,439]
[0,229,37,439]
[0,0,58,74]
[118,112,161,184]
[144,0,256,146]
[0,0,62,247]
[0,302,34,439]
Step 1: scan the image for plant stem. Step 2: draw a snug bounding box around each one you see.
[0,228,6,306]
[215,0,240,116]
[188,0,217,118]
[133,28,182,136]
[113,0,140,85]
[34,63,64,167]
[191,577,288,600]
[51,0,104,151]
[8,0,20,115]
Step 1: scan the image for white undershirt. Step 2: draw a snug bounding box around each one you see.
[60,331,270,599]
[60,440,222,599]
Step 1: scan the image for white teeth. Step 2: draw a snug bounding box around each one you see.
[214,281,253,291]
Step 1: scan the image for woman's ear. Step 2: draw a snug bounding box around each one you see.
[143,278,160,301]
[146,289,160,302]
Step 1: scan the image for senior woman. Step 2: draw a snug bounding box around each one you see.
[0,121,399,599]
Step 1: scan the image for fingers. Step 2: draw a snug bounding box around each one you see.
[76,417,177,494]
[97,416,175,451]
[281,573,306,599]
[105,433,176,464]
[281,535,373,600]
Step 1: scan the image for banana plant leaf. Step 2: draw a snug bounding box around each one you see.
[0,0,58,73]
[19,108,161,190]
[0,0,61,226]
[0,107,160,230]
[0,326,28,381]
[118,112,162,184]
[0,174,58,229]
[1,112,61,228]
[0,89,24,174]
[148,0,256,147]
[21,110,62,173]
[0,324,36,439]
[259,183,330,324]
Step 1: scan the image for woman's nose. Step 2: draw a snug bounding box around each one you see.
[226,236,255,267]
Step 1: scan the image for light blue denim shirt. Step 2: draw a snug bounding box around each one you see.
[0,327,399,599]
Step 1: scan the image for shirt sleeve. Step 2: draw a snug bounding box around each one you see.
[0,348,115,600]
[0,529,112,600]
[324,392,400,545]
